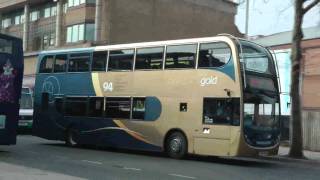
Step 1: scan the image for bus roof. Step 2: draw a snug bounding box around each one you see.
[39,35,237,55]
[0,33,22,41]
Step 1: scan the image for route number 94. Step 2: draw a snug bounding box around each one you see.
[103,82,113,92]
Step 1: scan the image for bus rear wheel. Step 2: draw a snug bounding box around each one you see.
[65,128,77,147]
[166,132,187,159]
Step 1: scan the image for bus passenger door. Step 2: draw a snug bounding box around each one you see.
[193,98,239,156]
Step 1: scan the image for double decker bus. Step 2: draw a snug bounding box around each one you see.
[0,34,23,145]
[33,35,280,158]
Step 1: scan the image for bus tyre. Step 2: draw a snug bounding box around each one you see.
[166,132,187,159]
[65,128,77,147]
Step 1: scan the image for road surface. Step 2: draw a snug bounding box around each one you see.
[1,135,320,180]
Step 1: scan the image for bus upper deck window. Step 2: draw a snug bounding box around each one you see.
[165,44,197,69]
[92,51,107,71]
[108,49,134,71]
[54,54,67,73]
[39,56,54,73]
[136,47,164,70]
[68,54,90,72]
[198,42,231,68]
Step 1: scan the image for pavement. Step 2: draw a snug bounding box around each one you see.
[278,146,320,161]
[1,135,320,180]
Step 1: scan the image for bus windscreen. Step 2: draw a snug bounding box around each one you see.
[0,38,13,54]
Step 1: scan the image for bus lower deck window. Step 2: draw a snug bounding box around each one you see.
[88,97,104,117]
[65,97,87,116]
[105,97,131,119]
[203,98,240,125]
[132,98,146,120]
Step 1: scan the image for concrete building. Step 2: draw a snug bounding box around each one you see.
[0,0,241,79]
[253,26,320,151]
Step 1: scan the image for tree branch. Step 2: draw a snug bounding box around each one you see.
[303,0,320,14]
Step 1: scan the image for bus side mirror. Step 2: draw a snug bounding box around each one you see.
[224,89,231,97]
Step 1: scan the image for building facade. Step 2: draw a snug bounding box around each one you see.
[254,26,320,151]
[0,0,241,78]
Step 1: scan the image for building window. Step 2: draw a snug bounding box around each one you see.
[198,42,231,68]
[14,14,24,25]
[85,24,94,41]
[66,24,93,43]
[43,33,55,49]
[1,18,12,28]
[30,11,40,21]
[105,97,131,119]
[68,0,86,8]
[165,44,197,69]
[44,5,57,18]
[44,8,50,18]
[135,47,164,70]
[108,49,134,71]
[63,3,68,13]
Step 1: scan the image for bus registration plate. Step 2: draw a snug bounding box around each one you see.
[259,151,269,156]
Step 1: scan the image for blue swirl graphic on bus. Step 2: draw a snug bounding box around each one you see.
[42,76,61,102]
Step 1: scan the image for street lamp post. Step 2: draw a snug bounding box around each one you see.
[245,0,250,38]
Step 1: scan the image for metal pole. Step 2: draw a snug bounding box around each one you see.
[0,14,3,33]
[245,0,250,38]
[95,0,102,42]
[55,0,63,47]
[23,4,30,52]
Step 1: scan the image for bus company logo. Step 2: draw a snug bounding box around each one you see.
[200,76,218,87]
[103,82,113,92]
[42,76,61,102]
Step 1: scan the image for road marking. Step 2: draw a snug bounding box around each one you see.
[25,150,38,154]
[54,155,66,159]
[81,160,103,165]
[123,167,141,171]
[169,174,197,179]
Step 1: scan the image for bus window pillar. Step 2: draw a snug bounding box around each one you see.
[55,0,63,47]
[23,4,30,52]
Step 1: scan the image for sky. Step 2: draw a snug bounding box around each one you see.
[235,0,320,36]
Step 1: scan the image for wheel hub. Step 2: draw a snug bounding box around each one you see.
[170,138,182,153]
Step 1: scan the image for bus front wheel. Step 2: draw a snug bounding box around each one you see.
[65,128,77,147]
[166,132,187,159]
